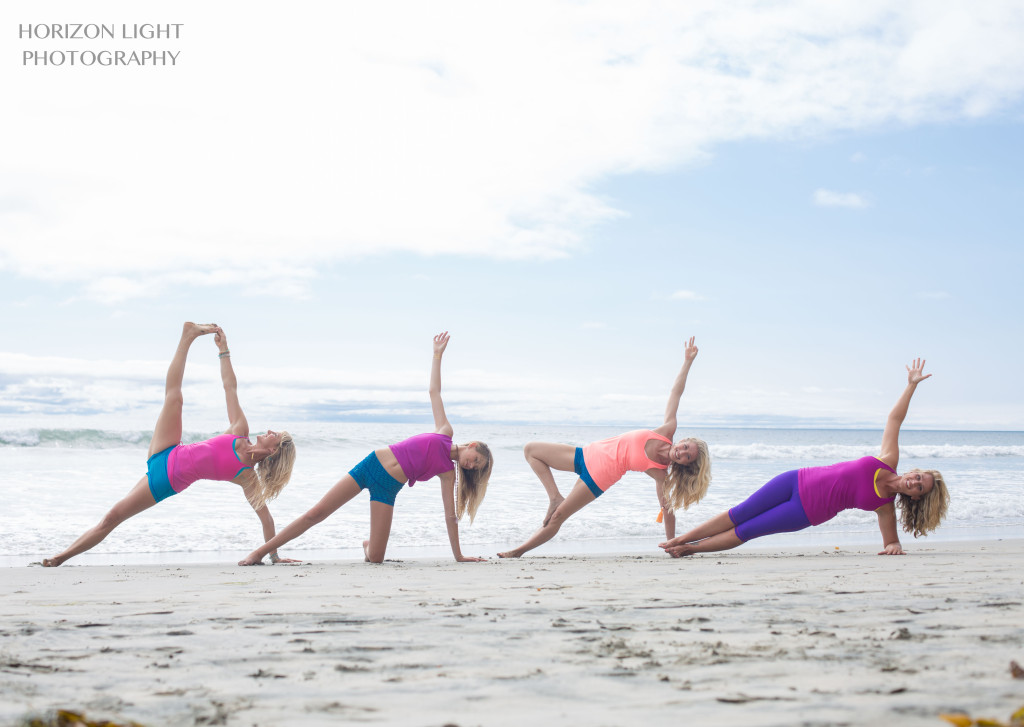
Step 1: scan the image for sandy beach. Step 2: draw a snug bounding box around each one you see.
[2,540,1022,726]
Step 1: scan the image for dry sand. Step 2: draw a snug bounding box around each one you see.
[2,540,1022,726]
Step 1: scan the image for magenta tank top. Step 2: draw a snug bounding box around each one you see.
[388,433,454,486]
[167,434,250,493]
[797,455,895,526]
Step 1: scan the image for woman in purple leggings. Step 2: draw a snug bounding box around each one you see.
[660,358,949,557]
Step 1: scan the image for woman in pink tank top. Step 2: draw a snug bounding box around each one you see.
[498,336,712,559]
[240,332,494,566]
[661,359,950,558]
[43,323,297,567]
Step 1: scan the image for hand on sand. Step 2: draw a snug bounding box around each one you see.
[272,557,302,564]
[878,543,906,555]
[457,555,488,562]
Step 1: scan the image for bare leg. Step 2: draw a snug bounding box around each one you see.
[660,511,736,549]
[239,475,363,565]
[43,476,157,566]
[362,501,395,563]
[523,441,577,526]
[498,479,596,558]
[149,322,219,457]
[663,529,743,558]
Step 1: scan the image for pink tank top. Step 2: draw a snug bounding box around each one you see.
[581,429,670,491]
[797,455,895,526]
[388,432,454,486]
[167,434,250,493]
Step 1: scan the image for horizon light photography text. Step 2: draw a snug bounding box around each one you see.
[19,23,183,66]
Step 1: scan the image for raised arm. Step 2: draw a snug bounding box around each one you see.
[878,358,931,469]
[215,327,249,436]
[653,336,698,439]
[429,332,454,438]
[440,472,485,562]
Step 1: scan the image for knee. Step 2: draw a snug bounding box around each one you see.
[547,505,570,528]
[523,442,540,461]
[99,509,126,531]
[302,509,328,526]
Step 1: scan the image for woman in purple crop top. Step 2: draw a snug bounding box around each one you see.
[42,323,297,567]
[498,336,712,559]
[239,332,494,566]
[661,359,950,558]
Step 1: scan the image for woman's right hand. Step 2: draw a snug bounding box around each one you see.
[433,331,450,357]
[683,336,698,363]
[906,358,931,386]
[214,327,229,353]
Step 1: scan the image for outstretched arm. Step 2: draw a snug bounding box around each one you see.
[440,472,485,562]
[653,336,698,440]
[430,332,454,438]
[215,327,249,436]
[652,470,676,540]
[876,503,904,555]
[878,358,931,469]
[243,482,300,564]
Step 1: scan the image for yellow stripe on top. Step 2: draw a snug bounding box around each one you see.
[873,469,886,499]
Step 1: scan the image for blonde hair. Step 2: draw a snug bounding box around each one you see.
[249,431,296,510]
[897,468,949,538]
[663,438,711,512]
[455,441,493,523]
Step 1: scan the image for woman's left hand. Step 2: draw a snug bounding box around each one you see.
[457,555,488,562]
[272,557,303,564]
[214,327,229,353]
[878,542,905,555]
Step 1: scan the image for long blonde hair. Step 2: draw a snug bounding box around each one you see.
[249,431,296,510]
[455,441,493,523]
[663,438,711,512]
[897,468,949,538]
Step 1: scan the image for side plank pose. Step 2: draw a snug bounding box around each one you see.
[661,358,949,558]
[239,332,493,565]
[42,323,298,567]
[498,336,711,559]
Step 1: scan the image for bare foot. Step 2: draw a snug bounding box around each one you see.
[542,495,564,527]
[363,540,371,562]
[663,544,695,558]
[41,558,61,567]
[182,321,219,340]
[238,557,265,566]
[497,550,522,559]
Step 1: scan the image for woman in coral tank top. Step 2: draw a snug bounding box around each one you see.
[498,336,711,558]
[43,323,297,566]
[660,359,949,558]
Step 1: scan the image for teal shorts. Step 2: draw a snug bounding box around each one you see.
[146,445,177,502]
[574,447,602,498]
[350,452,405,506]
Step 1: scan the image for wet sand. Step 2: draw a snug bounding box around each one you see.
[2,540,1022,726]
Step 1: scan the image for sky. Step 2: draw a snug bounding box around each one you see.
[2,1,1023,431]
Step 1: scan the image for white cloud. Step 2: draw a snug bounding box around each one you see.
[3,1,1024,299]
[813,189,870,209]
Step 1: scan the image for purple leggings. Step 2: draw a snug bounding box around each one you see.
[729,470,812,542]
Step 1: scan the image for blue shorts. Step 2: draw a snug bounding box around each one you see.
[350,452,405,506]
[147,445,177,503]
[574,447,602,498]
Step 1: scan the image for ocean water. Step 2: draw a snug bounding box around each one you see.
[1,422,1022,566]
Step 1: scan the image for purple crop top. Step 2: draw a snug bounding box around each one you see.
[797,455,896,526]
[388,432,454,486]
